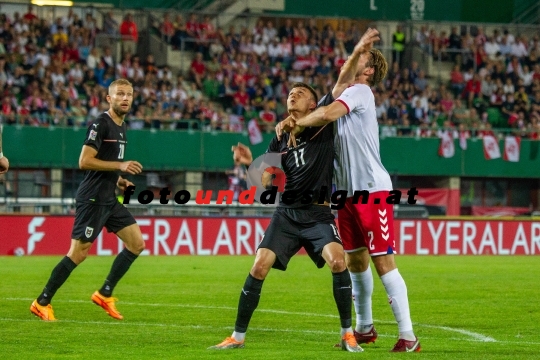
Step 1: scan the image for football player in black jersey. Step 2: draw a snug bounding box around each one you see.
[209,82,363,352]
[31,79,145,321]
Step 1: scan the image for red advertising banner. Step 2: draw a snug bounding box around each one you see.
[1,216,539,256]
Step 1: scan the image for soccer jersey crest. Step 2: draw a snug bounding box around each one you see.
[89,130,97,141]
[85,227,94,238]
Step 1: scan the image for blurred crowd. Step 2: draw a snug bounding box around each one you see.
[1,7,540,138]
[411,25,540,139]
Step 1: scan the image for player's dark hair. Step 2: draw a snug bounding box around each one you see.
[291,82,318,104]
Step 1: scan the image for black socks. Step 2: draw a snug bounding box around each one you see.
[333,269,353,329]
[99,248,138,297]
[37,256,77,306]
[234,273,264,333]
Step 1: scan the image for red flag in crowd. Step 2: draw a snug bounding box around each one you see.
[483,135,501,160]
[247,119,263,145]
[438,131,455,158]
[503,136,520,162]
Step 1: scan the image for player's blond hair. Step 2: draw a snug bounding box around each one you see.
[365,49,388,87]
[109,79,133,94]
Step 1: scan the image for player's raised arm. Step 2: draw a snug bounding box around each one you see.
[79,145,142,174]
[332,28,380,99]
[294,100,349,130]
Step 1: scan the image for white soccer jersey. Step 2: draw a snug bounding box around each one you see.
[334,84,393,195]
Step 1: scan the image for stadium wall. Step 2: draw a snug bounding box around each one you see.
[5,127,540,177]
[268,0,537,23]
[2,216,540,256]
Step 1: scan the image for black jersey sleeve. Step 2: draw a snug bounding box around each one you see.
[83,117,108,151]
[266,135,282,153]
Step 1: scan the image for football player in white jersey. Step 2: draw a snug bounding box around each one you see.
[282,28,421,353]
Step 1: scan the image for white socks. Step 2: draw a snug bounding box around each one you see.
[350,267,374,333]
[232,331,245,342]
[380,268,415,341]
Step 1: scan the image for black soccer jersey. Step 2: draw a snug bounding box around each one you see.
[267,93,335,208]
[76,112,127,205]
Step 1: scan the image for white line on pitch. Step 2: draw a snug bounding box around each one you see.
[1,317,538,346]
[5,297,496,343]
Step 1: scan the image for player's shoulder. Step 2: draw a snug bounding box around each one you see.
[89,112,111,129]
[318,92,335,107]
[267,134,288,153]
[346,83,373,95]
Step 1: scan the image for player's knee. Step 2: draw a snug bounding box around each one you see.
[131,238,145,255]
[68,251,88,265]
[250,262,270,280]
[346,250,369,272]
[328,258,346,273]
[346,259,366,272]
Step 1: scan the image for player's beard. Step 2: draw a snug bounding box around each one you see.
[112,103,131,117]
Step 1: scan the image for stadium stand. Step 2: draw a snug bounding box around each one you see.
[1,5,538,139]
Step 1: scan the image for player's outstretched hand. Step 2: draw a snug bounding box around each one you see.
[354,27,380,54]
[288,125,305,148]
[287,133,297,148]
[120,161,143,175]
[276,116,295,140]
[117,177,135,191]
[0,156,9,174]
[232,142,253,166]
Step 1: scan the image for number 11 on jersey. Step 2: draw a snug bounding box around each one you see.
[118,144,125,159]
[293,148,305,167]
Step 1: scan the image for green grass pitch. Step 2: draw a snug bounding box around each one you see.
[1,255,539,359]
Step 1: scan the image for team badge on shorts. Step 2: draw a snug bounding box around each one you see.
[89,130,97,141]
[85,227,94,238]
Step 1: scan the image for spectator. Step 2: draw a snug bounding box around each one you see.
[189,52,206,89]
[119,13,138,55]
[23,5,38,23]
[171,14,188,50]
[103,12,118,36]
[101,46,115,70]
[278,19,294,40]
[464,73,482,107]
[185,13,199,47]
[259,102,277,129]
[199,15,215,40]
[484,36,500,61]
[160,13,175,43]
[414,70,428,91]
[448,27,461,62]
[262,21,277,44]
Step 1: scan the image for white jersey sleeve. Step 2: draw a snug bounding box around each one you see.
[335,84,372,114]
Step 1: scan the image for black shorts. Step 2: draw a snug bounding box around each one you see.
[71,201,137,242]
[258,205,343,271]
